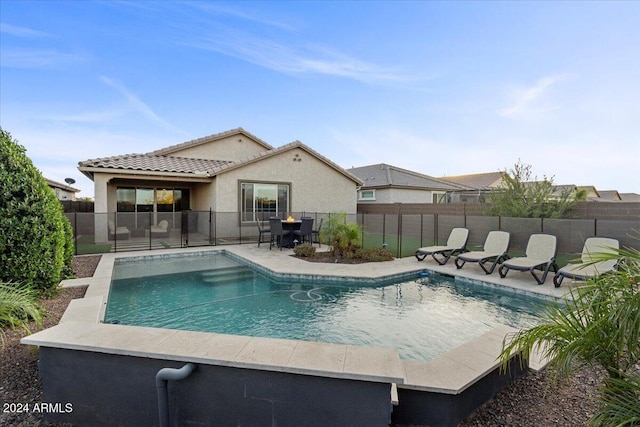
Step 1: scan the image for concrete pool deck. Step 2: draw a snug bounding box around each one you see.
[23,245,579,426]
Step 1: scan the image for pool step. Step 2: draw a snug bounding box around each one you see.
[201,266,255,285]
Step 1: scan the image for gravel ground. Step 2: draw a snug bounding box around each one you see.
[1,255,605,426]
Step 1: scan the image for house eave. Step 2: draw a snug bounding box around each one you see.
[77,166,214,183]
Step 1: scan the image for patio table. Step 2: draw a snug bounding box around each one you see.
[280,220,301,248]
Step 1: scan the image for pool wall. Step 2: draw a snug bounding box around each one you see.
[23,247,550,427]
[394,354,528,426]
[38,346,394,427]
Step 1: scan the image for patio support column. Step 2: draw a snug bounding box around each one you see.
[94,174,109,243]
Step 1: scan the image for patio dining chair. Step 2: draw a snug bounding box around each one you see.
[311,218,323,247]
[256,219,271,248]
[293,217,314,245]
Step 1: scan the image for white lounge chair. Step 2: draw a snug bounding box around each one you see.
[498,234,558,285]
[107,219,130,240]
[415,227,469,265]
[454,231,510,274]
[553,237,619,288]
[151,220,170,238]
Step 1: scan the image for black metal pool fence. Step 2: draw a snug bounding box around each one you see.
[65,210,640,257]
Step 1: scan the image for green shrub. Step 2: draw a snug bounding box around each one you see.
[320,213,362,259]
[294,243,316,258]
[355,247,395,262]
[485,160,582,218]
[0,128,74,292]
[0,281,44,347]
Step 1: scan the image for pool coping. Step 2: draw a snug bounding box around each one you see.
[23,245,571,396]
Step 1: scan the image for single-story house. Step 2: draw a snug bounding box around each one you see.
[78,128,362,242]
[46,178,81,201]
[347,163,467,204]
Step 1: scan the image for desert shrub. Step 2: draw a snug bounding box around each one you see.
[355,247,395,262]
[0,281,44,347]
[485,160,583,218]
[0,128,74,292]
[293,243,316,258]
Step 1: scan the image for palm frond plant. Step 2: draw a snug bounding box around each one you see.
[0,281,44,347]
[319,212,362,260]
[591,374,640,427]
[499,239,640,426]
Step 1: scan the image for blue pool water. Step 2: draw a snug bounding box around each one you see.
[105,253,547,362]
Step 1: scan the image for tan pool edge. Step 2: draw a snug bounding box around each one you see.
[39,246,553,396]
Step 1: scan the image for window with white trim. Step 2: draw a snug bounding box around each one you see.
[358,189,376,200]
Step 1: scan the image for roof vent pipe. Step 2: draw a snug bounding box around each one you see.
[156,363,196,427]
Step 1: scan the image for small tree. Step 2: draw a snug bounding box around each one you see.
[0,128,74,292]
[320,212,362,259]
[485,160,580,218]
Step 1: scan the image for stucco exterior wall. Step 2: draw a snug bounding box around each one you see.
[168,135,269,162]
[191,182,215,211]
[214,148,358,214]
[361,188,436,204]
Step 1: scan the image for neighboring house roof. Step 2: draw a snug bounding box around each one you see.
[620,193,640,202]
[347,164,467,191]
[598,190,622,201]
[151,127,273,156]
[78,130,362,185]
[438,171,506,190]
[45,178,81,193]
[578,186,600,199]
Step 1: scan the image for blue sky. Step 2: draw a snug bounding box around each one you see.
[1,1,639,198]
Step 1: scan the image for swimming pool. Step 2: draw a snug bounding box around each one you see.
[105,252,545,362]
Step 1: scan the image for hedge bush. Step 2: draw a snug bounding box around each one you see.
[0,128,74,292]
[293,243,316,258]
[354,247,395,262]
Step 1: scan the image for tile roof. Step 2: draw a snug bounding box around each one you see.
[348,164,467,190]
[78,133,362,185]
[151,127,272,156]
[78,153,234,176]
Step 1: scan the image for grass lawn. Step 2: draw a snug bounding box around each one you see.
[75,235,112,254]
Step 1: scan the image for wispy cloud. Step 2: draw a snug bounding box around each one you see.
[100,76,189,136]
[0,22,52,38]
[185,2,295,32]
[499,74,570,119]
[108,1,419,85]
[37,110,124,124]
[185,32,406,84]
[0,49,84,68]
